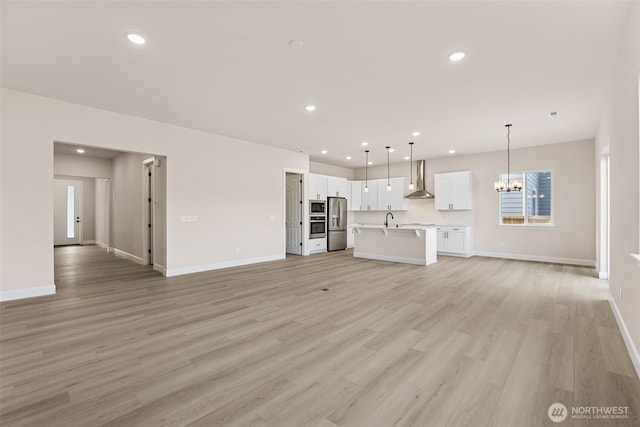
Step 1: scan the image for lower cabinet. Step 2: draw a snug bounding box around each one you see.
[436,226,473,257]
[309,238,327,254]
[347,225,355,248]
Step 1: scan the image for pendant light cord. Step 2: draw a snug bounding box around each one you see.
[365,150,369,187]
[386,146,391,186]
[409,142,414,186]
[506,124,512,189]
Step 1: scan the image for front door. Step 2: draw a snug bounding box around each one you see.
[54,179,83,246]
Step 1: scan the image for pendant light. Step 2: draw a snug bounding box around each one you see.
[385,146,392,191]
[364,150,370,193]
[494,124,522,192]
[408,142,415,190]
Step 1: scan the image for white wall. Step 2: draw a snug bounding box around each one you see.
[0,89,308,298]
[353,139,596,265]
[95,178,109,247]
[309,161,355,180]
[595,2,640,378]
[54,153,112,178]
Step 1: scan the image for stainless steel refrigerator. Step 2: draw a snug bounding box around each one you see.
[327,197,347,251]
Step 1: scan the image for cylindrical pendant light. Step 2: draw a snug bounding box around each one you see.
[386,146,391,191]
[364,150,370,193]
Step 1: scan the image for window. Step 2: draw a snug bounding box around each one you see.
[499,171,553,226]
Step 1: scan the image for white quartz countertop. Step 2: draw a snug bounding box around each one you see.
[353,224,436,231]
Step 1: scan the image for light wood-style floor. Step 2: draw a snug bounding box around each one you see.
[1,246,639,426]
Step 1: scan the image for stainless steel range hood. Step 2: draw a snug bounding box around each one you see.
[405,160,434,199]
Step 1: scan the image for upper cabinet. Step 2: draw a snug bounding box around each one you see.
[361,180,379,211]
[350,181,362,211]
[434,171,473,210]
[308,173,328,200]
[377,177,408,211]
[327,176,348,198]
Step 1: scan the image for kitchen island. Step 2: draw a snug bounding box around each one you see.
[352,224,437,266]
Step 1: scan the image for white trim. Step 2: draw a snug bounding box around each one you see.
[95,241,109,249]
[608,296,640,380]
[598,271,609,280]
[353,252,435,266]
[473,250,595,267]
[438,251,473,258]
[165,254,285,277]
[0,285,56,302]
[631,253,640,267]
[81,240,96,245]
[153,264,166,275]
[112,248,143,264]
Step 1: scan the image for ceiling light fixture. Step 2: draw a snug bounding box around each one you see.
[408,142,415,190]
[412,131,420,137]
[449,149,456,154]
[361,141,369,146]
[386,146,392,191]
[368,161,373,165]
[494,124,522,192]
[548,111,560,119]
[305,105,316,112]
[321,149,327,154]
[346,156,352,160]
[289,40,304,49]
[364,150,370,193]
[449,51,466,61]
[76,149,85,154]
[126,32,146,45]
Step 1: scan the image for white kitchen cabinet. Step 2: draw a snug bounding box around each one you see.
[327,176,348,198]
[347,225,355,248]
[434,171,473,210]
[377,177,408,211]
[308,173,328,200]
[309,237,327,254]
[361,180,378,211]
[349,181,362,211]
[436,226,473,257]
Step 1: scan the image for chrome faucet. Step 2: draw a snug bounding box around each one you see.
[384,212,394,228]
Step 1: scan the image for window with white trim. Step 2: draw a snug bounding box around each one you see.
[499,171,553,225]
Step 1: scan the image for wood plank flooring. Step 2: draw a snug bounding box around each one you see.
[1,246,639,426]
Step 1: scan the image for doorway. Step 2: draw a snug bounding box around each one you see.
[599,148,610,279]
[286,173,303,255]
[53,179,83,246]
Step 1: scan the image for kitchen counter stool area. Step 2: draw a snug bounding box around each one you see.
[352,225,437,266]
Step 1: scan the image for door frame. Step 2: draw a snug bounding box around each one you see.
[53,178,84,246]
[283,168,309,256]
[598,146,611,280]
[142,157,155,266]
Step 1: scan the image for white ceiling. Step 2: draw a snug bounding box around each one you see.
[1,1,632,167]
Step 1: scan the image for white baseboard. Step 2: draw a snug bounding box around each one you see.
[353,252,435,266]
[112,248,143,264]
[0,285,56,302]
[598,271,609,280]
[608,296,640,380]
[95,241,109,249]
[153,264,166,275]
[165,254,285,277]
[473,250,595,267]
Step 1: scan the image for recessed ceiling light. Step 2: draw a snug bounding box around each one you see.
[449,51,466,61]
[289,40,304,49]
[548,111,560,119]
[404,156,410,160]
[448,149,456,154]
[305,105,316,112]
[76,149,85,154]
[368,161,373,165]
[412,131,420,137]
[346,156,352,160]
[126,32,146,45]
[321,149,327,154]
[361,141,369,146]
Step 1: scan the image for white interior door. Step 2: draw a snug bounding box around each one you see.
[54,180,83,246]
[286,174,302,255]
